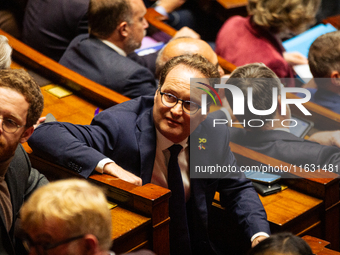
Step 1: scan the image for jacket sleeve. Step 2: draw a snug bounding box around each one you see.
[27,115,120,178]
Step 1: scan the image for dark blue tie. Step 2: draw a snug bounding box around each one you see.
[167,144,191,255]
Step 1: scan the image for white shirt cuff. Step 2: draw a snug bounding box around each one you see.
[154,6,169,18]
[251,232,270,242]
[95,158,114,173]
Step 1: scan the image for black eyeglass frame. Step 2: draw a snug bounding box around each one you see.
[159,91,202,115]
[23,234,85,255]
[0,116,25,134]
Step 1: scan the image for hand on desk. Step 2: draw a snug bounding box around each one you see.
[283,51,308,66]
[103,162,143,186]
[308,130,340,148]
[251,235,268,248]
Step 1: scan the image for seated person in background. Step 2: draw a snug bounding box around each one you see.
[0,68,48,254]
[155,36,224,78]
[22,0,199,63]
[249,232,313,255]
[28,54,270,254]
[59,0,157,98]
[20,179,154,255]
[305,31,340,114]
[226,63,340,173]
[0,35,12,69]
[215,0,320,85]
[144,0,195,31]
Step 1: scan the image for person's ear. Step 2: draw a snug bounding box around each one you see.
[19,126,34,143]
[118,21,129,38]
[83,234,98,255]
[277,95,281,114]
[330,71,340,86]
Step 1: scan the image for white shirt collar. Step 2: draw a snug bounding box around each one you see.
[100,39,127,57]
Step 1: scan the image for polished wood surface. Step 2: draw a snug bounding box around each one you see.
[323,15,340,29]
[28,153,171,255]
[229,142,340,250]
[0,29,130,109]
[304,236,340,255]
[217,0,248,9]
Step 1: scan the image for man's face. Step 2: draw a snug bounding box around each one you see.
[25,218,85,255]
[0,87,32,162]
[125,0,148,54]
[153,65,208,143]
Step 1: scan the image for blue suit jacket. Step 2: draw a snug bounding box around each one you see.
[59,34,157,98]
[29,96,270,254]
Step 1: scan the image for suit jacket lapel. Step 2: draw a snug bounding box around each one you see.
[136,108,156,184]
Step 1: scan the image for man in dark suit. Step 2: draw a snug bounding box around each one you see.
[225,63,340,172]
[29,54,270,254]
[59,0,157,98]
[0,69,48,254]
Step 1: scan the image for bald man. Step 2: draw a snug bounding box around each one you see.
[155,37,225,78]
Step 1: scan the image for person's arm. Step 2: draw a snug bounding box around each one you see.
[28,114,142,184]
[217,128,270,244]
[308,130,340,148]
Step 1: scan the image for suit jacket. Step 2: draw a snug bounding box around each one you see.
[22,0,89,62]
[306,88,340,114]
[229,128,340,173]
[0,144,48,255]
[59,34,157,98]
[215,16,295,86]
[28,96,270,254]
[22,0,159,71]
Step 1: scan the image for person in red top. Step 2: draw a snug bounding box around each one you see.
[215,0,320,86]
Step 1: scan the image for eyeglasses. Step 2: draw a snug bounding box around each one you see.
[23,234,85,255]
[159,91,201,115]
[0,116,25,133]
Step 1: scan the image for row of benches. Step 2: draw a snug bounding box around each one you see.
[2,10,340,253]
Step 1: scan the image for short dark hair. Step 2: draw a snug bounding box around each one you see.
[158,54,220,90]
[226,63,281,128]
[308,31,340,78]
[0,69,44,127]
[88,0,132,39]
[249,232,313,255]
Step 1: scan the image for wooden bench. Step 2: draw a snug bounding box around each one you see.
[304,236,340,255]
[28,155,170,254]
[225,142,340,251]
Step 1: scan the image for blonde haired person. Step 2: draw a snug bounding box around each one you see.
[216,0,320,86]
[20,179,155,255]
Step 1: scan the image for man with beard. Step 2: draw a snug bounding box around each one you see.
[59,0,157,98]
